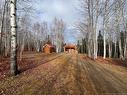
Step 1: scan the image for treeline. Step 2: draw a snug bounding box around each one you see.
[77,0,127,60]
[77,30,126,59]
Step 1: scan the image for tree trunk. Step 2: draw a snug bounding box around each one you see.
[88,40,91,57]
[10,0,18,75]
[124,27,127,58]
[108,42,111,58]
[56,47,59,53]
[103,31,106,59]
[124,43,127,58]
[19,38,25,61]
[0,0,7,59]
[114,41,117,58]
[4,2,10,57]
[93,30,97,59]
[119,37,124,60]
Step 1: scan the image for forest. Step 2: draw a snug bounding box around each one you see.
[0,0,127,95]
[76,0,127,60]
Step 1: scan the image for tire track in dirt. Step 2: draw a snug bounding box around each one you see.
[1,54,127,95]
[49,54,73,95]
[84,60,118,94]
[80,55,127,94]
[78,55,98,95]
[87,59,127,93]
[32,54,72,95]
[59,54,84,95]
[73,54,85,95]
[37,54,85,95]
[41,54,81,95]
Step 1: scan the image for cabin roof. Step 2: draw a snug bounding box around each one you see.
[64,44,76,49]
[43,44,55,48]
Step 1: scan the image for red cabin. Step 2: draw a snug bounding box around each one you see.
[43,44,56,54]
[64,44,78,54]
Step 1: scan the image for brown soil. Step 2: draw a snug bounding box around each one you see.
[0,53,127,95]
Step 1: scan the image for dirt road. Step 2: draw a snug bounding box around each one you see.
[0,53,127,95]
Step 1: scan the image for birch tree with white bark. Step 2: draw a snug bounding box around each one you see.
[10,0,18,75]
[77,0,127,60]
[78,0,101,59]
[51,18,65,53]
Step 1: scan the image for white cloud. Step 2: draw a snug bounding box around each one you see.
[35,0,80,25]
[34,0,80,43]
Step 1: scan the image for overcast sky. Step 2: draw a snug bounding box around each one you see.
[34,0,81,44]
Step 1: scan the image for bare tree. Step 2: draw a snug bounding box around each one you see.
[51,18,65,53]
[0,0,7,58]
[10,0,18,75]
[77,0,127,60]
[78,0,101,59]
[114,0,126,60]
[102,0,110,59]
